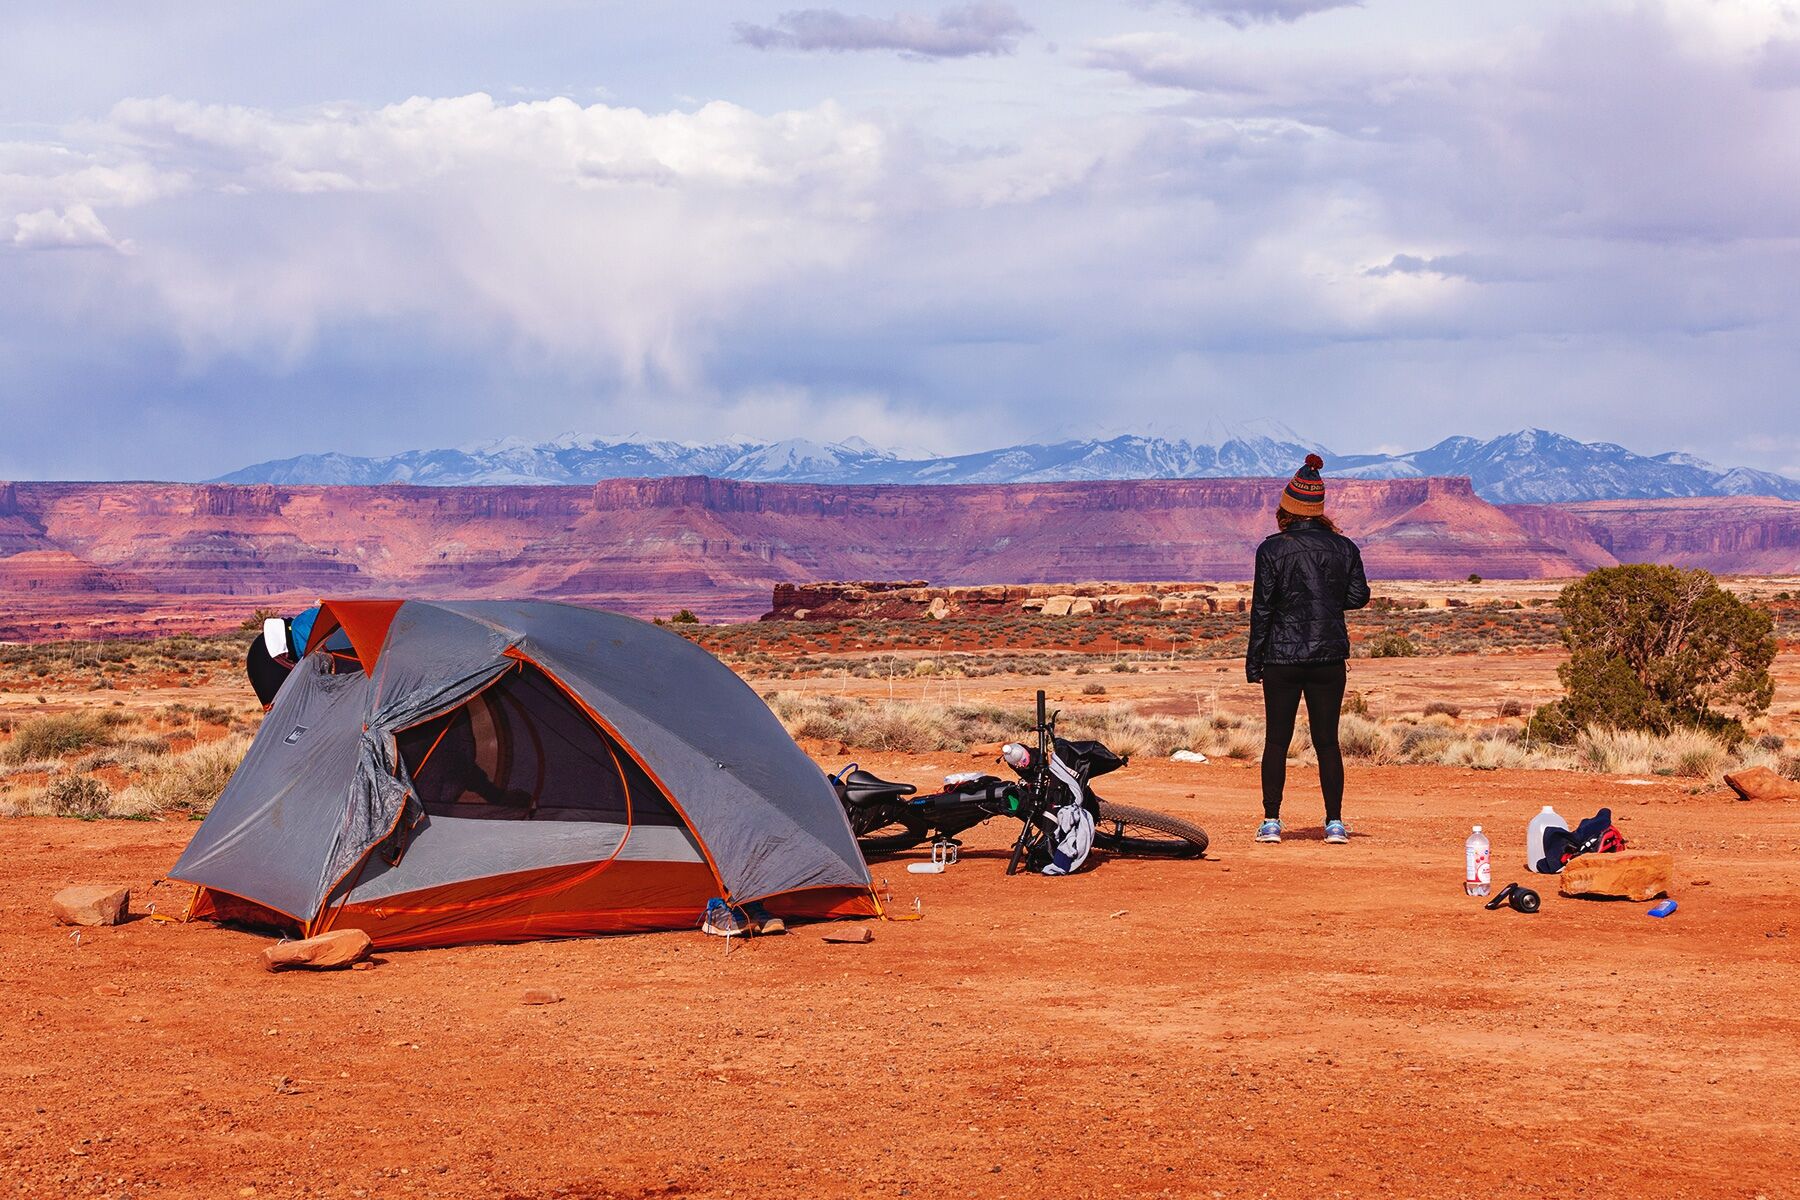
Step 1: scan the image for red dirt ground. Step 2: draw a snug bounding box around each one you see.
[5,755,1797,1199]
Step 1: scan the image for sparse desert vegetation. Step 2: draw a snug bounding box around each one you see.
[1,576,1795,823]
[763,691,1799,781]
[0,640,260,819]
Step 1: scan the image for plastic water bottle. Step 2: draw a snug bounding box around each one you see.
[1464,826,1491,897]
[1525,805,1568,873]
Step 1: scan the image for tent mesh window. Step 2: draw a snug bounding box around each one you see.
[396,665,683,826]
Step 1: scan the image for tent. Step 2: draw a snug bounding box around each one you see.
[173,599,877,949]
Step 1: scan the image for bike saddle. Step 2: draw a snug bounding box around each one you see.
[835,767,917,802]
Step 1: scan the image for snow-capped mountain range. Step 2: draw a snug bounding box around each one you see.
[214,428,1800,504]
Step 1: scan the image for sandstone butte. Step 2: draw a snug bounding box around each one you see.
[2,476,1798,639]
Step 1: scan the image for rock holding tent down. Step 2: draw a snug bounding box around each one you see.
[52,885,130,927]
[1723,766,1800,802]
[260,929,373,972]
[1558,852,1674,902]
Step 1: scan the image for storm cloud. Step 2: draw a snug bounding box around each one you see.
[734,3,1030,59]
[1170,0,1360,29]
[1,1,1798,480]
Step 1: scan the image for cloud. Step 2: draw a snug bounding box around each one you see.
[1084,13,1800,245]
[1363,253,1526,284]
[10,203,133,252]
[3,5,1800,480]
[734,3,1029,59]
[1170,0,1360,29]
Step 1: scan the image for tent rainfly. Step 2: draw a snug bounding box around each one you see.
[172,599,877,948]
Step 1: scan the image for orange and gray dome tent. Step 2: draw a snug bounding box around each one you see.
[172,600,878,949]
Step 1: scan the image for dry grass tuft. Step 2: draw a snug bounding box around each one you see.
[2,713,116,764]
[117,734,251,817]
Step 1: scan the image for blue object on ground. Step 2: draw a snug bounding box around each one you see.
[1648,899,1678,918]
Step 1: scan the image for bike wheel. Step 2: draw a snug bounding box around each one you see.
[1092,801,1209,858]
[853,811,930,854]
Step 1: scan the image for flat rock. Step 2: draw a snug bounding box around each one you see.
[520,988,562,1005]
[1724,766,1800,802]
[52,885,130,927]
[822,926,874,944]
[260,929,373,972]
[1559,852,1674,901]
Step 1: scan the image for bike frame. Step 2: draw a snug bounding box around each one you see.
[832,690,1071,870]
[1003,690,1055,875]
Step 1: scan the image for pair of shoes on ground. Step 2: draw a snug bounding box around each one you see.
[701,898,786,937]
[1255,819,1350,844]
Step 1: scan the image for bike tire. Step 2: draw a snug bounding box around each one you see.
[852,809,931,853]
[1092,801,1209,859]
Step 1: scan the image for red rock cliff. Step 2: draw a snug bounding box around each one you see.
[0,477,1791,639]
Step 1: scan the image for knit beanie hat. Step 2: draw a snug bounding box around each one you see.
[1279,454,1326,517]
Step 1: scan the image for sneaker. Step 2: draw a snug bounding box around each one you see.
[1324,820,1349,844]
[741,901,786,935]
[1255,819,1282,844]
[701,898,750,937]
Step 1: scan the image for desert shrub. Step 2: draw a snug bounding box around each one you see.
[668,609,699,625]
[1081,682,1107,695]
[3,713,113,764]
[1572,726,1733,778]
[1423,700,1462,718]
[1440,735,1532,772]
[1468,574,1483,584]
[1525,702,1578,745]
[1668,730,1729,779]
[47,774,112,819]
[1496,698,1526,718]
[1552,565,1775,742]
[119,735,250,815]
[1398,725,1455,762]
[1216,725,1263,761]
[1337,714,1395,761]
[238,606,284,631]
[1574,728,1654,775]
[1367,633,1419,659]
[1754,732,1785,752]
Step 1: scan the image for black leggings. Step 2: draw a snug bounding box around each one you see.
[1260,660,1347,823]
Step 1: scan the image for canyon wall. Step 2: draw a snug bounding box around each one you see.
[0,477,1794,640]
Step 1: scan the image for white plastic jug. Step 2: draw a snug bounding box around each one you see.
[1526,805,1568,873]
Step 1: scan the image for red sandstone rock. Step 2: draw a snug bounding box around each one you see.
[1,479,1795,639]
[1723,766,1800,802]
[260,930,373,972]
[52,885,130,927]
[1558,852,1675,901]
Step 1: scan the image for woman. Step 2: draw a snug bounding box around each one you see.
[1246,454,1370,844]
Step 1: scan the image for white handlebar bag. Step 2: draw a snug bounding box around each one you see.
[1041,803,1095,876]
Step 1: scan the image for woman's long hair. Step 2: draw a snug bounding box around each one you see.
[1277,508,1340,534]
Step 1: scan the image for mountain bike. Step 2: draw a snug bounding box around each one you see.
[830,691,1209,873]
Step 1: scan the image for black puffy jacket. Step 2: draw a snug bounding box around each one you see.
[1246,519,1370,681]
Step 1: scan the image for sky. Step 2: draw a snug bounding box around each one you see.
[2,0,1799,480]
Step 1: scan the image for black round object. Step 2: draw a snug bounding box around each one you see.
[1510,886,1541,913]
